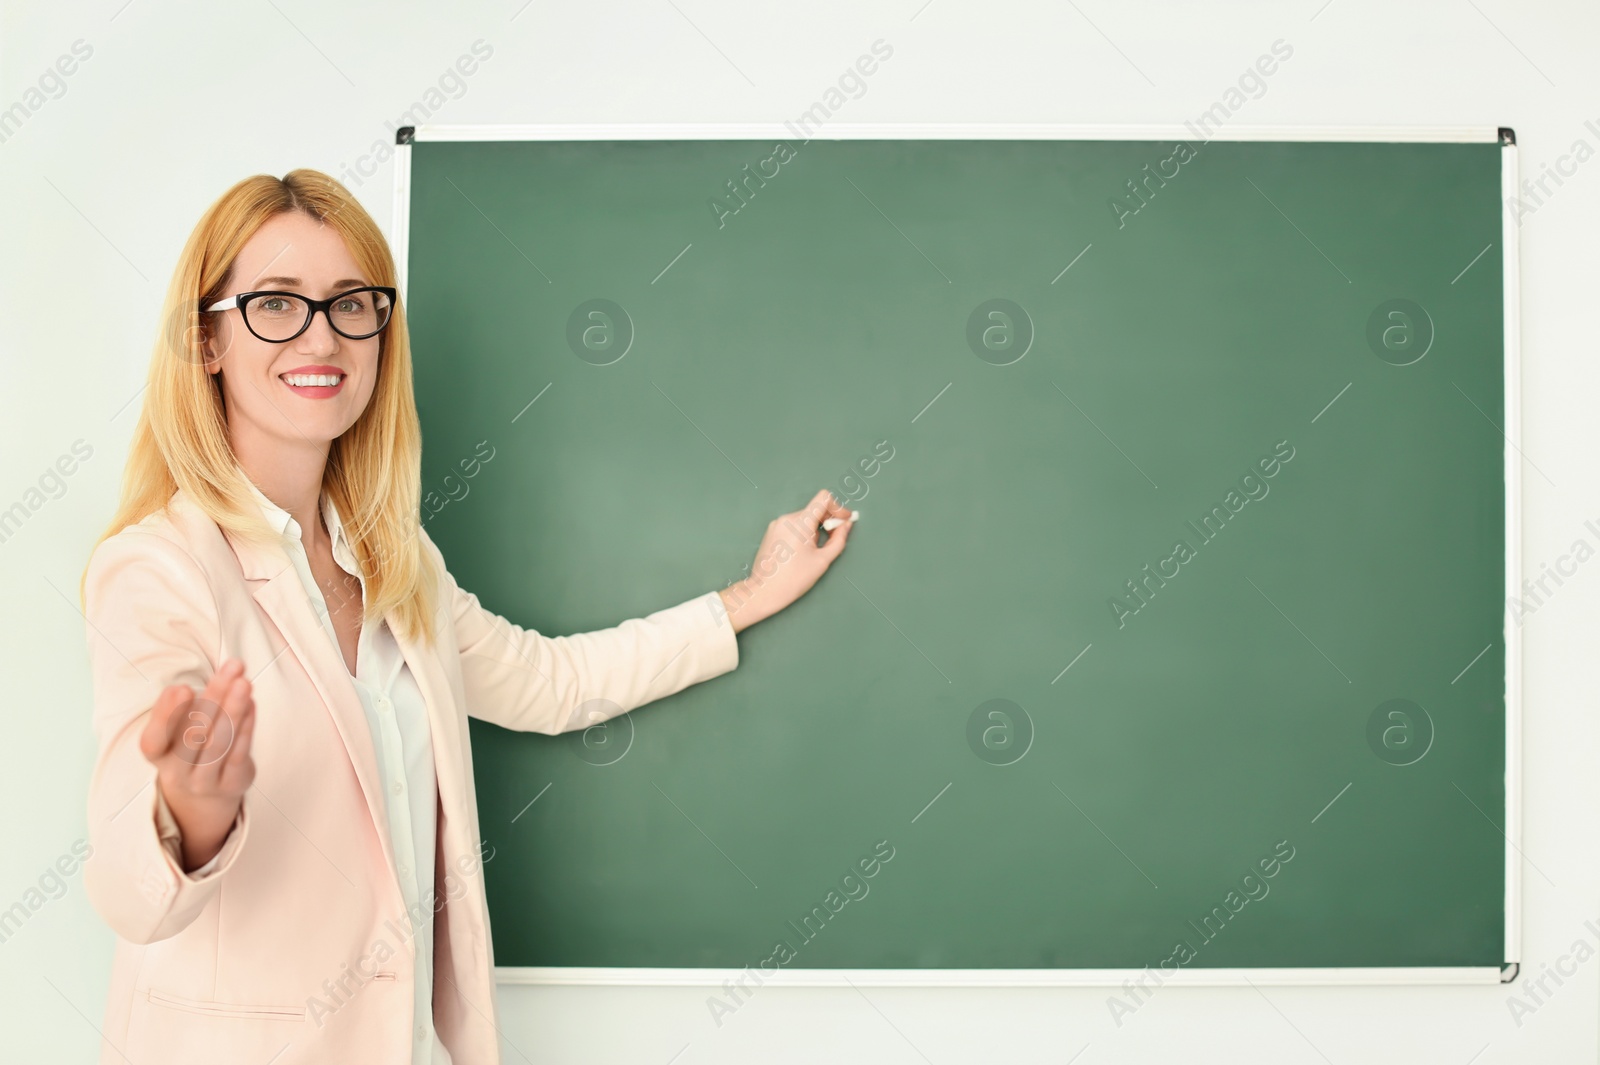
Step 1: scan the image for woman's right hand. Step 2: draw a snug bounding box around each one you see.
[139,657,257,872]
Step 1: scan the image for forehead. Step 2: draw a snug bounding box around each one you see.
[233,211,365,287]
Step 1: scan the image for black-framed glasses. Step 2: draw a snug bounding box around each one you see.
[202,286,397,343]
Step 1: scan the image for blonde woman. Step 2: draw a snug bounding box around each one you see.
[78,169,854,1065]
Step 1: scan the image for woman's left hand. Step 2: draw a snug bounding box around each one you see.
[718,489,856,633]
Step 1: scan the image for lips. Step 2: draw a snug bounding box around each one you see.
[279,363,344,379]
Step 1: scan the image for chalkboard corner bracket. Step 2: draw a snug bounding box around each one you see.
[1499,127,1517,146]
[1501,961,1520,983]
[396,126,416,146]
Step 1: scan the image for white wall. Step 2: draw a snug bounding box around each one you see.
[2,1,1596,1061]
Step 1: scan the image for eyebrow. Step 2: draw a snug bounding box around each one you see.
[251,276,371,291]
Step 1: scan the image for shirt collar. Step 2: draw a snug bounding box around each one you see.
[236,467,356,574]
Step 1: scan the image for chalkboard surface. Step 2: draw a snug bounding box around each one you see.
[403,134,1509,972]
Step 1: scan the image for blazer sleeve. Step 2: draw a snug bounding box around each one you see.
[81,525,252,945]
[419,529,740,734]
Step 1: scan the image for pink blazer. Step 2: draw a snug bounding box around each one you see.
[82,487,740,1064]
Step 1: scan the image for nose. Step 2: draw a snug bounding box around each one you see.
[295,307,342,354]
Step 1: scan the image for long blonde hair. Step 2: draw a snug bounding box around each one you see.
[79,168,439,645]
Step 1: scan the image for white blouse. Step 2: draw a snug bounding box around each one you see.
[158,478,452,1064]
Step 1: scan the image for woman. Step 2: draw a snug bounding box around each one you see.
[78,169,853,1065]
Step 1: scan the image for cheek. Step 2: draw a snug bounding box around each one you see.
[353,353,383,406]
[212,344,277,404]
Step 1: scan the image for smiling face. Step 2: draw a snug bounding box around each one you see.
[203,210,383,463]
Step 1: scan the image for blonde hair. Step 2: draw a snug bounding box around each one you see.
[79,168,439,645]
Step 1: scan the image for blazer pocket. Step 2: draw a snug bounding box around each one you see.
[146,988,307,1022]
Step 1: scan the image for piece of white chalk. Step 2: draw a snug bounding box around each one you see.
[822,510,861,532]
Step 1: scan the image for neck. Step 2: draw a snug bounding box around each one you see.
[233,437,331,545]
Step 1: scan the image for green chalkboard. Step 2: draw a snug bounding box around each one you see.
[403,133,1510,973]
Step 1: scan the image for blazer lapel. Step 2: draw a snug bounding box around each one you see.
[389,608,465,831]
[227,526,396,877]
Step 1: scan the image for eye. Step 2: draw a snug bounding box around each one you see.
[335,296,367,314]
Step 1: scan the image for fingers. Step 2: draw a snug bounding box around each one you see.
[791,489,835,533]
[820,515,852,558]
[220,686,257,791]
[142,659,248,771]
[793,488,855,535]
[200,671,253,768]
[199,658,246,711]
[179,660,242,766]
[139,684,193,764]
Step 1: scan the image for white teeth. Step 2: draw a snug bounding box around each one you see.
[282,373,343,387]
